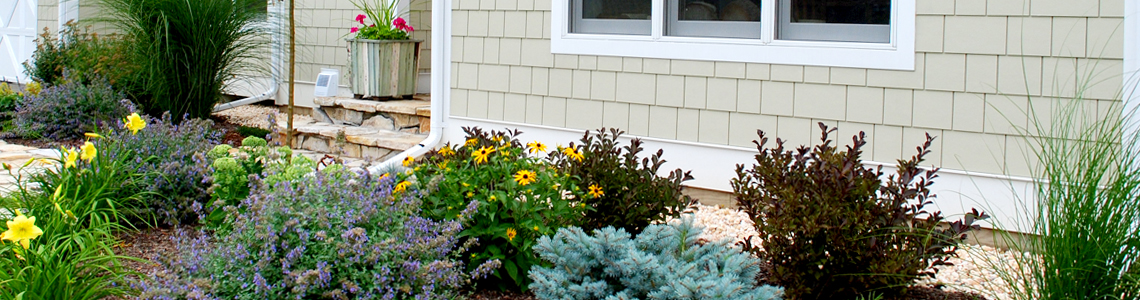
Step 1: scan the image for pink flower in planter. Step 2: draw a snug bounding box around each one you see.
[350,27,359,33]
[355,14,366,24]
[393,17,414,32]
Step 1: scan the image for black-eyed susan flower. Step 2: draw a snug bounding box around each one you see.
[402,156,415,167]
[506,228,517,242]
[472,146,495,164]
[438,146,454,156]
[514,170,537,186]
[394,181,412,193]
[563,145,584,162]
[465,138,478,147]
[526,141,548,154]
[588,184,604,198]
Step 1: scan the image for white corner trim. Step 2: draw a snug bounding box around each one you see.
[1124,1,1140,147]
[550,0,916,70]
[446,116,1037,231]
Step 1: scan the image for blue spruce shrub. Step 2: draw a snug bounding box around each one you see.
[529,218,784,300]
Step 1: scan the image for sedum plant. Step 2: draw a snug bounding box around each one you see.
[552,128,694,234]
[529,218,784,300]
[204,137,315,228]
[409,127,589,291]
[732,123,986,299]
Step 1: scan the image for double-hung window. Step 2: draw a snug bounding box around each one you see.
[551,0,914,70]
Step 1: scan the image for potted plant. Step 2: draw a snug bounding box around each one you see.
[347,0,420,99]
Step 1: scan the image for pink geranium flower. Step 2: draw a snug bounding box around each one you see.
[355,14,366,24]
[350,27,359,33]
[393,17,414,32]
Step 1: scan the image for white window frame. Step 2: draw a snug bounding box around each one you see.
[551,0,915,71]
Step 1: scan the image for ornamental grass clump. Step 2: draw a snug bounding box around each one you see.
[733,123,987,299]
[529,218,784,300]
[552,128,694,234]
[136,169,498,300]
[96,0,270,121]
[408,127,589,291]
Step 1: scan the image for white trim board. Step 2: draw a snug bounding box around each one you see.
[445,116,1038,232]
[550,0,916,70]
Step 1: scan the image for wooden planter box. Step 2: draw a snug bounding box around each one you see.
[347,39,421,99]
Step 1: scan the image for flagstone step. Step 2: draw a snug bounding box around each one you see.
[313,95,431,134]
[279,118,426,161]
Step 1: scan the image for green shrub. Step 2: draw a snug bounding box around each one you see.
[552,128,694,234]
[96,0,270,121]
[204,138,315,228]
[12,73,130,140]
[410,127,589,291]
[236,125,271,139]
[136,170,498,299]
[530,218,784,300]
[732,123,987,299]
[23,21,134,87]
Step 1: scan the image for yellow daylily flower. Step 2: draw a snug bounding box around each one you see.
[124,113,146,135]
[80,142,97,162]
[62,147,78,169]
[2,211,43,250]
[84,132,102,139]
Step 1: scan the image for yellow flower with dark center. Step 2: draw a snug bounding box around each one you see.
[438,146,454,156]
[588,184,604,198]
[526,141,548,154]
[124,113,146,135]
[1,211,43,250]
[402,156,415,167]
[61,147,78,169]
[563,146,584,162]
[506,228,517,242]
[80,142,97,162]
[394,181,412,193]
[472,146,495,164]
[465,138,478,147]
[514,170,537,186]
[379,173,390,180]
[84,132,102,139]
[489,195,497,202]
[492,136,503,143]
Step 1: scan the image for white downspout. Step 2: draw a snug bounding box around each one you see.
[213,0,284,112]
[369,0,449,173]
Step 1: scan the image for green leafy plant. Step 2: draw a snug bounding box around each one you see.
[552,128,694,234]
[732,123,987,299]
[410,127,589,291]
[96,0,270,121]
[348,0,414,40]
[23,21,135,88]
[529,218,785,300]
[204,138,315,228]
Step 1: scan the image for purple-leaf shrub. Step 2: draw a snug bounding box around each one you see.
[136,169,499,300]
[13,71,130,140]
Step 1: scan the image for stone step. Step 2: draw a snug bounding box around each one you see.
[279,119,427,161]
[313,95,432,134]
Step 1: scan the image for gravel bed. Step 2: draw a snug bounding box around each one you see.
[667,203,1032,300]
[212,105,312,129]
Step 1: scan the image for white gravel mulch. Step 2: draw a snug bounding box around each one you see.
[668,203,1037,300]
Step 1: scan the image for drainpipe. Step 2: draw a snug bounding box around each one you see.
[369,0,448,173]
[213,1,284,112]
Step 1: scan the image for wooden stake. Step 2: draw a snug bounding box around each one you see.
[286,0,296,147]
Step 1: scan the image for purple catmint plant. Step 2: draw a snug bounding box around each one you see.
[137,168,498,300]
[12,70,130,140]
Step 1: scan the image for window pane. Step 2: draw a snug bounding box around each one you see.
[582,0,651,20]
[679,0,762,21]
[573,0,652,35]
[791,0,889,25]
